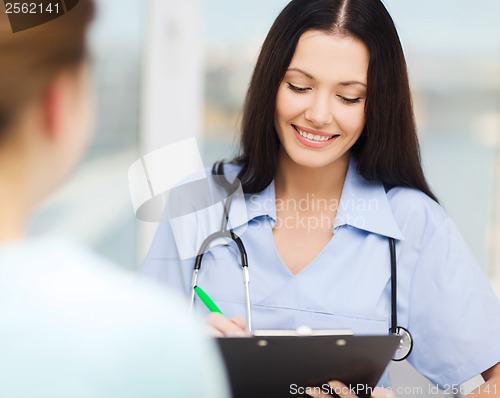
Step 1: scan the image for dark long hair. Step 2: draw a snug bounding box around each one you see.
[228,0,437,202]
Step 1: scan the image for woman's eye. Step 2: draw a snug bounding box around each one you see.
[287,82,310,93]
[337,95,362,104]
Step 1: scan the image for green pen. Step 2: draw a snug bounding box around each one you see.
[193,285,223,314]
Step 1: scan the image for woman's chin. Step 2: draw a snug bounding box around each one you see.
[286,151,347,170]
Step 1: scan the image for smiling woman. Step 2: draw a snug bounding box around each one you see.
[275,32,368,167]
[233,0,435,201]
[272,31,370,274]
[141,0,500,397]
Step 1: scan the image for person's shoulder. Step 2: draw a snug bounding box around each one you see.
[1,236,192,326]
[386,186,449,241]
[59,238,192,314]
[0,238,229,397]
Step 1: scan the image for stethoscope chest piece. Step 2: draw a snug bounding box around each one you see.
[392,326,413,361]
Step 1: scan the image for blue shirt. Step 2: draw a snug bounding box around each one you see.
[141,157,500,389]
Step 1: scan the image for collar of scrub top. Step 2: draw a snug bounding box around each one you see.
[228,158,405,241]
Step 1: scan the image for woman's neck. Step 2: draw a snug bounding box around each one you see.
[275,150,350,200]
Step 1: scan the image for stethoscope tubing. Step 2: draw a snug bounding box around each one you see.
[388,237,413,361]
[190,230,252,332]
[389,237,398,334]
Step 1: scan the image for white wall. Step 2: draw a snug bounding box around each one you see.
[138,0,203,261]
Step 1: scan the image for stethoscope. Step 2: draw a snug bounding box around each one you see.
[190,165,413,361]
[388,237,413,361]
[189,164,252,332]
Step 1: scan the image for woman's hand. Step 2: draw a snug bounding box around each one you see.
[205,312,249,337]
[306,381,396,398]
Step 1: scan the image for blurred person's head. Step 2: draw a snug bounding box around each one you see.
[0,0,95,241]
[235,0,436,201]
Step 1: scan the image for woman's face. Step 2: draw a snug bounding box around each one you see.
[275,30,369,169]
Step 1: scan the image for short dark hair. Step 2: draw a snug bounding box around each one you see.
[0,0,95,137]
[229,0,437,202]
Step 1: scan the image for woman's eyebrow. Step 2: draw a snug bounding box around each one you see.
[338,80,367,88]
[287,68,367,88]
[286,67,314,79]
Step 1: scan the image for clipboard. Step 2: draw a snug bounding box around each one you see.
[216,334,399,398]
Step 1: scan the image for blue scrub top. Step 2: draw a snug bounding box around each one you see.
[141,157,500,389]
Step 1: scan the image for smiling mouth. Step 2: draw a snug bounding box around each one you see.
[292,125,339,142]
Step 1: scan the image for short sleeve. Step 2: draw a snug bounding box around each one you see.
[407,217,500,387]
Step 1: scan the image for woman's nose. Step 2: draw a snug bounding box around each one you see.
[304,93,334,127]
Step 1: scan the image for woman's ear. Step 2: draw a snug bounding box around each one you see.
[41,69,77,140]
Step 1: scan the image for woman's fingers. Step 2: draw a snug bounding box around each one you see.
[306,382,397,398]
[230,315,247,330]
[206,312,248,336]
[305,387,333,397]
[324,381,359,398]
[205,324,224,337]
[372,387,397,398]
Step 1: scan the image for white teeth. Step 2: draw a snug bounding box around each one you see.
[297,128,332,142]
